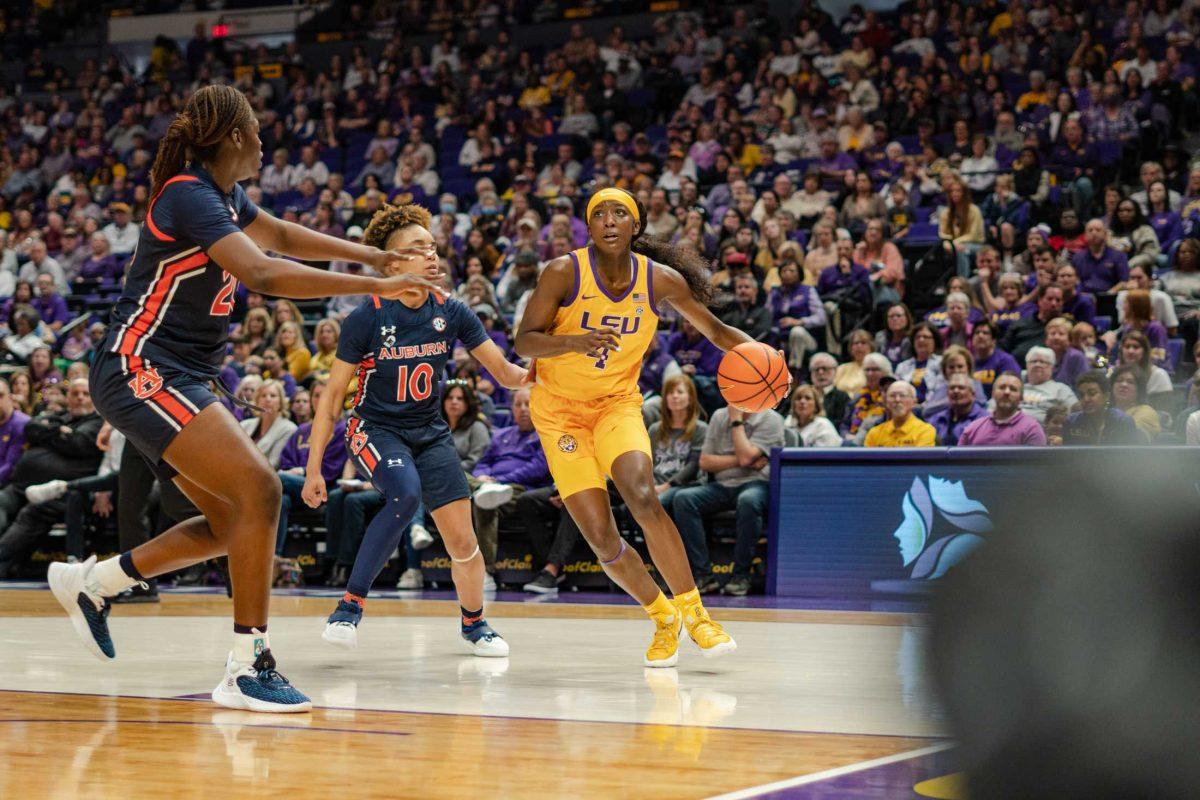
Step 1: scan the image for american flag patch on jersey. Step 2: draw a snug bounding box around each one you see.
[632,293,646,302]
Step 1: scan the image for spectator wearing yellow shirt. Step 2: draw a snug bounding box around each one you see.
[274,321,312,382]
[1016,71,1050,112]
[865,380,937,447]
[309,317,341,377]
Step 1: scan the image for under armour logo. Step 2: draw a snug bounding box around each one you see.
[387,458,404,467]
[381,326,396,336]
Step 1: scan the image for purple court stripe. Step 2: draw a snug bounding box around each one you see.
[0,718,410,737]
[0,689,944,740]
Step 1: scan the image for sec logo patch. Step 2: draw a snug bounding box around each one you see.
[557,434,578,453]
[432,316,446,332]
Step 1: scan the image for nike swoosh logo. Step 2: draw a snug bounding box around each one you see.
[582,294,598,300]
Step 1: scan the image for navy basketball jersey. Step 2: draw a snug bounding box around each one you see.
[337,294,489,428]
[106,164,259,378]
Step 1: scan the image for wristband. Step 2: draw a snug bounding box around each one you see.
[731,420,745,428]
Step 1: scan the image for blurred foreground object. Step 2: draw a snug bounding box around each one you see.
[931,451,1200,799]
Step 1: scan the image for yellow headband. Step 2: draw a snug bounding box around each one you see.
[586,188,640,225]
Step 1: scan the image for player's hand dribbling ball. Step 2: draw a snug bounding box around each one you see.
[717,342,791,413]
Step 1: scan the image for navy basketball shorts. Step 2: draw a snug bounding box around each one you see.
[90,350,221,481]
[345,417,470,512]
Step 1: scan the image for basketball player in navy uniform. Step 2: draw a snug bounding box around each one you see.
[303,203,526,655]
[47,86,445,712]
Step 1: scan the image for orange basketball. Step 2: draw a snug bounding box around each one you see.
[717,342,791,413]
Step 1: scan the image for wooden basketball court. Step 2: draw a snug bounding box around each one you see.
[0,589,955,799]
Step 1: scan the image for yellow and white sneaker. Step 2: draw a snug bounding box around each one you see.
[675,597,737,658]
[644,612,683,668]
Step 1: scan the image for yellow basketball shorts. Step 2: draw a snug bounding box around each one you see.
[529,384,651,499]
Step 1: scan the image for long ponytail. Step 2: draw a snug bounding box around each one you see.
[149,85,255,197]
[629,194,717,306]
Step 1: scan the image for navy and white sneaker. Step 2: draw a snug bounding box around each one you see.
[48,555,116,661]
[321,599,363,650]
[211,649,312,713]
[461,620,509,657]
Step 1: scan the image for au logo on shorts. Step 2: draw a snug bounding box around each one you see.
[557,434,578,453]
[128,367,164,400]
[432,316,446,332]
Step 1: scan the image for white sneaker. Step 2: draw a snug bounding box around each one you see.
[482,572,497,592]
[397,568,423,590]
[26,479,69,505]
[321,599,362,650]
[461,621,509,657]
[409,523,434,550]
[472,482,513,510]
[47,555,114,660]
[211,651,312,713]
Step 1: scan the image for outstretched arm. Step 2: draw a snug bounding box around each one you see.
[471,338,528,389]
[246,212,389,272]
[655,265,752,352]
[207,230,443,300]
[514,256,620,359]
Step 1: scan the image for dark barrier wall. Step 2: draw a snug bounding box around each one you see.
[766,447,1200,599]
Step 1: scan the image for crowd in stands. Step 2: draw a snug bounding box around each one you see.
[0,0,1199,594]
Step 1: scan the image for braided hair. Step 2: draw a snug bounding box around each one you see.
[149,85,256,197]
[626,193,716,306]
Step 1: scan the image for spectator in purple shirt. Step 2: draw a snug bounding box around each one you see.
[74,233,124,285]
[927,373,988,445]
[638,333,678,398]
[768,260,827,370]
[1054,263,1097,326]
[32,273,70,331]
[959,373,1048,446]
[1072,219,1130,294]
[1044,317,1090,388]
[667,317,725,413]
[0,378,30,485]
[275,381,348,555]
[970,322,1021,398]
[817,256,872,310]
[816,135,858,191]
[468,388,551,578]
[1048,119,1097,218]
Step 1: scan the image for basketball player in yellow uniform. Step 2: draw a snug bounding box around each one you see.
[515,188,758,667]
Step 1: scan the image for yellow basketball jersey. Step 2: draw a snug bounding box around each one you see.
[535,246,660,402]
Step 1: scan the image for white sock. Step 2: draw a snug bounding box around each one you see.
[232,629,270,665]
[91,556,138,597]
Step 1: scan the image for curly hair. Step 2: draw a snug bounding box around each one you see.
[363,202,432,250]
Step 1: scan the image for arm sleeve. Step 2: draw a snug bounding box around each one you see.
[452,299,490,350]
[335,302,375,363]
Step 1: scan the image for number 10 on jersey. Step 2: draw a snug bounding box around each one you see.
[395,363,435,402]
